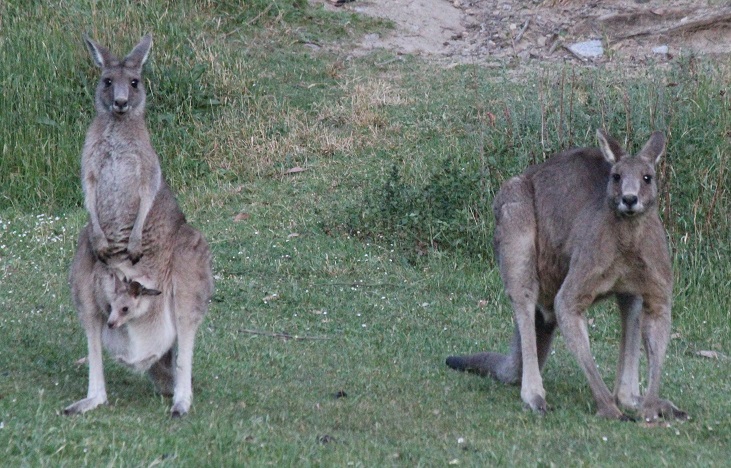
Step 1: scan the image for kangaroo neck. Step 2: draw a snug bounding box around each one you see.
[608,209,656,249]
[95,111,150,140]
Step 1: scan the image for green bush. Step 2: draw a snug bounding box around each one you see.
[348,156,492,260]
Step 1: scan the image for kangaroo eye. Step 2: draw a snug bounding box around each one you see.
[122,306,129,314]
[612,173,621,182]
[643,175,652,184]
[131,79,139,89]
[103,78,112,88]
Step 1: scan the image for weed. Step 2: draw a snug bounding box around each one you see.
[345,156,492,260]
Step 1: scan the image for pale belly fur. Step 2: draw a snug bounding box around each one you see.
[101,297,176,372]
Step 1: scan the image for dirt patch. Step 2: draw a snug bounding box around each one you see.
[354,0,464,56]
[313,0,731,66]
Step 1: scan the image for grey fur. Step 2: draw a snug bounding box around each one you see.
[65,35,214,418]
[446,130,687,421]
[81,33,158,263]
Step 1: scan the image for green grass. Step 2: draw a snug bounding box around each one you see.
[1,1,730,466]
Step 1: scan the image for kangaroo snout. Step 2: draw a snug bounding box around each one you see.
[618,194,641,215]
[622,194,638,208]
[113,98,129,113]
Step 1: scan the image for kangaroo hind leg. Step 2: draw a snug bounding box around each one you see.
[65,228,109,415]
[614,294,642,411]
[169,226,214,418]
[148,349,174,397]
[535,307,557,371]
[493,177,545,413]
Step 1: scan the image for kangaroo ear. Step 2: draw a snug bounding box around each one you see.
[128,281,143,298]
[84,35,114,68]
[113,273,125,293]
[638,131,666,165]
[596,129,626,164]
[124,34,152,69]
[141,286,162,297]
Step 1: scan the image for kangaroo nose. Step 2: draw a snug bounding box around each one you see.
[622,195,638,207]
[114,98,128,109]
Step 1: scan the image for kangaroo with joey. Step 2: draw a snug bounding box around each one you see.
[66,35,214,418]
[446,130,688,422]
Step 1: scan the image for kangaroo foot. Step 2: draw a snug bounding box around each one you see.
[641,398,688,421]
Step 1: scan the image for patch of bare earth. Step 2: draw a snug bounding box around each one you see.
[313,0,731,67]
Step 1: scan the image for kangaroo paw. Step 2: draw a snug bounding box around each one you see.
[523,395,549,415]
[171,400,190,418]
[64,395,108,415]
[124,248,143,265]
[595,404,633,421]
[94,246,113,263]
[641,398,688,421]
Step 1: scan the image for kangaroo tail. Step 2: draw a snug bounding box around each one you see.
[446,350,521,384]
[446,353,489,375]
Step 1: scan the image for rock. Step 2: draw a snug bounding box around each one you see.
[567,39,603,59]
[652,45,669,55]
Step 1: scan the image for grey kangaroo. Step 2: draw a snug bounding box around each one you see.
[446,130,688,421]
[65,35,214,417]
[80,33,159,265]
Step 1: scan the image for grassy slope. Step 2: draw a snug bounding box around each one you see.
[1,1,730,466]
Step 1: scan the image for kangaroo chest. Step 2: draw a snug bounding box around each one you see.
[536,220,665,306]
[98,149,141,219]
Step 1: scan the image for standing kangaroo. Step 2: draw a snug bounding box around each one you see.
[65,35,214,417]
[446,130,687,421]
[81,34,159,265]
